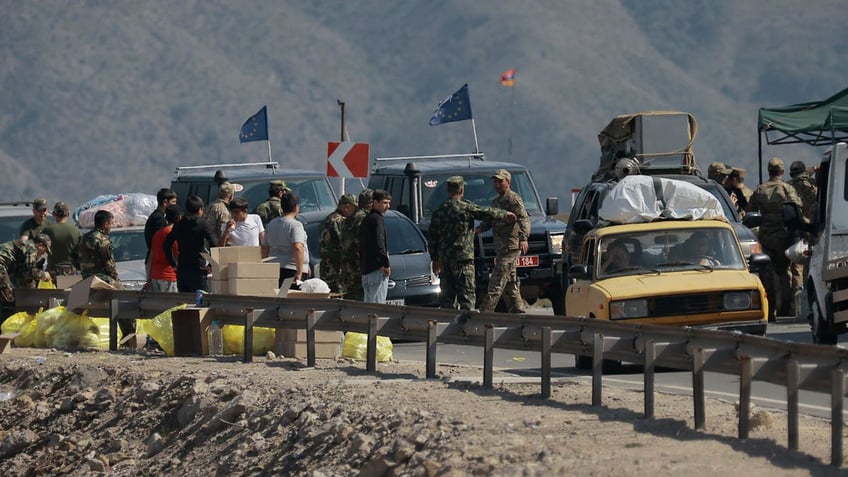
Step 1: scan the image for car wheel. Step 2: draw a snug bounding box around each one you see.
[810,296,838,345]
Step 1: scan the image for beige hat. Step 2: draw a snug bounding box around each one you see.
[447,176,465,188]
[708,162,732,176]
[492,169,511,181]
[768,157,785,173]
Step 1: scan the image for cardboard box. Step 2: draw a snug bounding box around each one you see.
[279,329,342,343]
[208,279,228,295]
[56,275,83,290]
[229,262,279,279]
[66,275,117,312]
[207,246,263,279]
[171,307,215,356]
[228,278,278,296]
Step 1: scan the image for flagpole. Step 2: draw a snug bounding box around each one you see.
[267,140,273,164]
[471,119,480,154]
[508,85,515,161]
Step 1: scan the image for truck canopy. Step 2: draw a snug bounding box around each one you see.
[758,87,848,147]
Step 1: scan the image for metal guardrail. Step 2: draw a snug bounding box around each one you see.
[13,288,848,466]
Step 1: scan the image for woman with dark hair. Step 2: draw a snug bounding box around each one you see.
[263,191,310,287]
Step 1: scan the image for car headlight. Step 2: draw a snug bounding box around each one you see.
[550,233,565,255]
[724,291,759,310]
[610,299,648,319]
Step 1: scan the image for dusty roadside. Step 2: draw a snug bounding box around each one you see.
[0,347,843,476]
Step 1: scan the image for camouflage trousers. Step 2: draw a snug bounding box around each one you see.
[0,268,13,305]
[341,268,364,301]
[480,250,525,313]
[438,259,476,310]
[321,264,344,294]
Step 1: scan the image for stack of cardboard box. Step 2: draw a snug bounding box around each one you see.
[206,246,340,359]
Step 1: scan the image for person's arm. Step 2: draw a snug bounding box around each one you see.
[163,229,178,269]
[375,215,390,274]
[100,239,118,280]
[292,242,305,280]
[219,220,235,247]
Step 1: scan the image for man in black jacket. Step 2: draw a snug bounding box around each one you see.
[359,189,391,303]
[163,195,217,293]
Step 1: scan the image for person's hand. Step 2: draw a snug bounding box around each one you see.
[227,220,236,232]
[382,266,391,277]
[432,259,441,275]
[729,192,738,205]
[505,212,517,223]
[473,227,482,235]
[519,240,529,255]
[142,281,152,292]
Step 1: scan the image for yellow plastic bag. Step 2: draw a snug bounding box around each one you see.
[33,306,66,347]
[52,310,101,349]
[14,308,42,347]
[89,317,113,349]
[136,304,186,357]
[1,311,34,334]
[342,332,393,362]
[222,325,276,355]
[37,279,56,289]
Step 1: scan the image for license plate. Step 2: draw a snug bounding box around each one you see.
[516,255,539,267]
[386,299,405,306]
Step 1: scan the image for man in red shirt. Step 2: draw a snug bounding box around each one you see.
[148,205,181,292]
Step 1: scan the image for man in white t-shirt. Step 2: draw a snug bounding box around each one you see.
[218,197,265,250]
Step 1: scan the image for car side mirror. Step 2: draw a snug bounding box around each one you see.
[572,219,594,236]
[546,197,559,216]
[569,264,591,281]
[742,211,762,229]
[748,253,771,273]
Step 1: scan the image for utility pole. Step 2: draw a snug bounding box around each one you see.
[337,99,346,141]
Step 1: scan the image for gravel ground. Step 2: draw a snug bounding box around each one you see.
[0,346,844,476]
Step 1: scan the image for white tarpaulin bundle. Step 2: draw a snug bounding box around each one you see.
[598,175,726,224]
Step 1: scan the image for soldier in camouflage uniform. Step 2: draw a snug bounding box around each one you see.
[788,160,818,294]
[747,157,803,321]
[319,193,357,293]
[707,162,731,186]
[19,198,52,240]
[339,189,372,301]
[205,182,233,245]
[255,180,287,226]
[0,234,51,307]
[74,210,120,288]
[478,169,531,313]
[429,176,514,310]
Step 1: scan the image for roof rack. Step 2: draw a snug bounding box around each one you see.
[373,153,485,171]
[173,162,279,178]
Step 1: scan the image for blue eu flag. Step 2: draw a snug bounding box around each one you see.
[429,84,473,126]
[239,106,269,143]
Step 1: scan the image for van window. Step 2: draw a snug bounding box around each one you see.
[419,172,541,218]
[237,178,336,214]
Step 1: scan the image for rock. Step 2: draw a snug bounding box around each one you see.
[146,432,165,457]
[750,410,775,431]
[86,457,106,472]
[135,382,160,401]
[266,351,276,359]
[0,429,38,458]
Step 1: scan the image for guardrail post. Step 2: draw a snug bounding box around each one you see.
[306,309,317,368]
[592,332,603,406]
[786,358,799,450]
[243,309,255,363]
[692,346,705,430]
[644,338,655,418]
[541,326,551,399]
[366,314,377,372]
[831,367,845,467]
[484,324,495,388]
[739,355,752,440]
[109,299,119,351]
[426,320,437,379]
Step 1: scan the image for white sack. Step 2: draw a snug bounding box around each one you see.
[598,175,726,224]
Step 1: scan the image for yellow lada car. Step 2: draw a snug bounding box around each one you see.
[566,219,769,335]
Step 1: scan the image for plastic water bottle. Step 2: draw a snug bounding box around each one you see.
[208,321,223,356]
[196,289,204,307]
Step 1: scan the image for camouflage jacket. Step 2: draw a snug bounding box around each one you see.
[480,190,530,254]
[205,199,231,244]
[74,229,119,282]
[429,197,508,262]
[748,178,802,249]
[0,239,45,287]
[319,210,346,282]
[789,174,817,222]
[255,197,283,226]
[340,209,367,274]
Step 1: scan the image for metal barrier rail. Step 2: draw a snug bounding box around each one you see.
[13,288,848,466]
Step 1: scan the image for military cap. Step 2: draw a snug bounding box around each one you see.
[52,201,70,217]
[32,198,48,211]
[790,160,807,177]
[728,167,745,180]
[767,157,785,173]
[707,162,732,176]
[33,233,51,254]
[358,188,373,209]
[447,176,465,188]
[492,169,512,181]
[338,193,357,206]
[218,181,235,197]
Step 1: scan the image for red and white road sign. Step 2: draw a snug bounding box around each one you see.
[327,142,369,178]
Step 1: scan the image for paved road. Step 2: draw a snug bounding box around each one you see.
[391,313,846,420]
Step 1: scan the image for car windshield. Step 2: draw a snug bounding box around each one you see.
[0,216,26,242]
[304,213,426,261]
[237,177,336,214]
[420,172,541,218]
[109,229,148,262]
[597,227,746,278]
